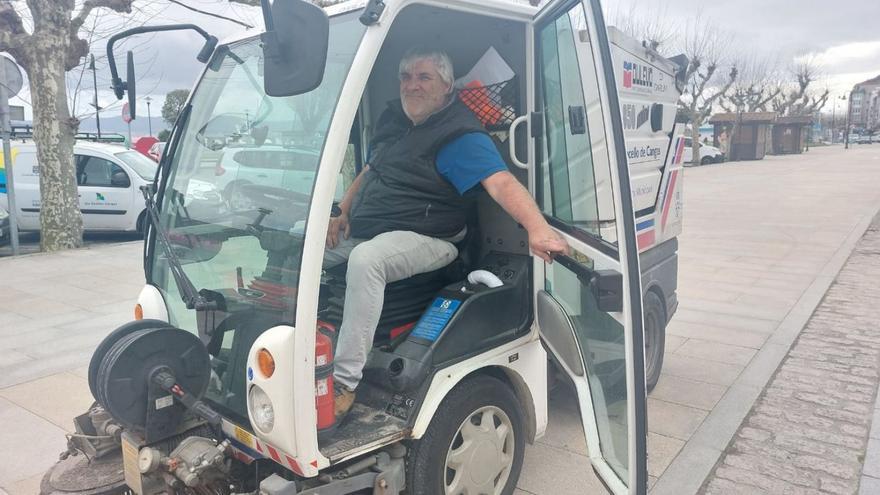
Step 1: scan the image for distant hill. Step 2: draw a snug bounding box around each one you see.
[78,116,167,138]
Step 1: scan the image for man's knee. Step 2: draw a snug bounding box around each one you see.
[347,242,386,279]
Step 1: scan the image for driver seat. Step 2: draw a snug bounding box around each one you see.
[319,205,482,345]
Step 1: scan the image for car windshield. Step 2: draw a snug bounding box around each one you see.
[148,13,365,421]
[115,150,158,181]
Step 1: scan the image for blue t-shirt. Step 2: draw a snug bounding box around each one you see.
[436,133,508,194]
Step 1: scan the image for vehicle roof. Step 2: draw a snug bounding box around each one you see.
[10,140,132,155]
[220,0,538,45]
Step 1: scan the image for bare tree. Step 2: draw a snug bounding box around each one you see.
[0,0,133,251]
[675,18,737,164]
[720,54,783,113]
[772,59,829,116]
[606,2,678,55]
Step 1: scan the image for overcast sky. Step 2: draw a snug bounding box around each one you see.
[5,0,880,126]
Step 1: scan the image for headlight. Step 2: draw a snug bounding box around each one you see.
[248,385,275,433]
[0,209,7,220]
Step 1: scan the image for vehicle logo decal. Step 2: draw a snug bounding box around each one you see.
[96,193,106,201]
[623,61,653,90]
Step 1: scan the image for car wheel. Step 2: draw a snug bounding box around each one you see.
[406,375,525,495]
[136,211,147,237]
[643,290,666,393]
[700,155,714,165]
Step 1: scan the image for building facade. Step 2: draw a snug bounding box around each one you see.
[851,75,880,131]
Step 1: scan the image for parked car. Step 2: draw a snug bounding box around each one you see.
[855,135,875,144]
[213,145,330,200]
[148,141,166,162]
[0,142,157,234]
[0,206,9,247]
[682,137,724,165]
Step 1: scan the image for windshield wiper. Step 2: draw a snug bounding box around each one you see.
[140,184,220,312]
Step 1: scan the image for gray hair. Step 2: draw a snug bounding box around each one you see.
[399,47,454,89]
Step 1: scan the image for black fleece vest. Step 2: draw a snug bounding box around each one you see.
[348,99,487,239]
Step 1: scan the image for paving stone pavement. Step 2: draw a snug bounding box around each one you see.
[700,214,880,494]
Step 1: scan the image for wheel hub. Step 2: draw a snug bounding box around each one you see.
[445,406,514,495]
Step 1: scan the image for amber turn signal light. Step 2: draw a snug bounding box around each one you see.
[258,349,275,378]
[134,304,144,320]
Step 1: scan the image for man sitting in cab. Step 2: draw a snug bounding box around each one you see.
[323,47,569,421]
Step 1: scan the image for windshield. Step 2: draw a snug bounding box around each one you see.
[149,13,365,421]
[115,151,158,181]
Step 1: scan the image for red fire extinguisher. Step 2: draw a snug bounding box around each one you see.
[316,321,336,440]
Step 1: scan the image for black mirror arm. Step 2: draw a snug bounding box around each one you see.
[107,24,217,100]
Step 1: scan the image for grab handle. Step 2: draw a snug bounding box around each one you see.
[508,115,529,170]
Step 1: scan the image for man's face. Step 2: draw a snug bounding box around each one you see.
[399,57,452,125]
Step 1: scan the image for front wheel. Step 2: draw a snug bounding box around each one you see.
[700,155,714,165]
[406,375,526,495]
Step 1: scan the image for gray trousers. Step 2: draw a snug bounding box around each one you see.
[323,230,458,390]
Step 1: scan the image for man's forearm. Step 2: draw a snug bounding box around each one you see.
[483,172,548,232]
[339,166,369,215]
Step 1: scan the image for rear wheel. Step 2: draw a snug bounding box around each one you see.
[643,290,666,392]
[406,375,525,495]
[700,155,714,165]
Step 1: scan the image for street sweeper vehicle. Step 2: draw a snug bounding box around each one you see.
[41,0,687,494]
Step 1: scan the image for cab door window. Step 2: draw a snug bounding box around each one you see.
[76,155,130,188]
[537,4,616,246]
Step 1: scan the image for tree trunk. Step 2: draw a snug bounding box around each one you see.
[691,119,701,165]
[28,25,83,251]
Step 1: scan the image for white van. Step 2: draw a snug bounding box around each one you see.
[0,141,157,233]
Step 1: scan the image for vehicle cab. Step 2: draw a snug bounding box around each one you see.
[42,1,682,494]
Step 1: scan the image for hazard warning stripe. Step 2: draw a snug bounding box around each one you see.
[267,445,281,462]
[220,419,310,476]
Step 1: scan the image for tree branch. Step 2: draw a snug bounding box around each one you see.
[0,1,30,62]
[67,0,133,71]
[167,0,253,29]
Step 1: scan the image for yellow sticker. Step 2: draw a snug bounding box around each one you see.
[234,426,255,447]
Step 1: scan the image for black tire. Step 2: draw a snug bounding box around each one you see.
[643,290,666,393]
[406,375,526,495]
[135,210,147,236]
[700,155,714,165]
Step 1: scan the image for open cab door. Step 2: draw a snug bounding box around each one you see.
[531,0,648,493]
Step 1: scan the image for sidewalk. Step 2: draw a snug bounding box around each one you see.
[700,213,880,494]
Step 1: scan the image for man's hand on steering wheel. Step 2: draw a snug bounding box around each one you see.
[327,213,350,249]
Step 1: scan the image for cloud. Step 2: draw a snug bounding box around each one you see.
[797,41,880,69]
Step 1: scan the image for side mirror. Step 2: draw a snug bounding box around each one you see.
[112,171,131,188]
[260,0,329,97]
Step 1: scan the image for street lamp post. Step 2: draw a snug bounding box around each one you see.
[845,90,853,150]
[145,96,153,137]
[88,54,101,140]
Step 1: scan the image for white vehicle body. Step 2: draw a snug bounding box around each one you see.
[82,0,683,493]
[213,145,345,200]
[681,137,723,164]
[0,142,156,233]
